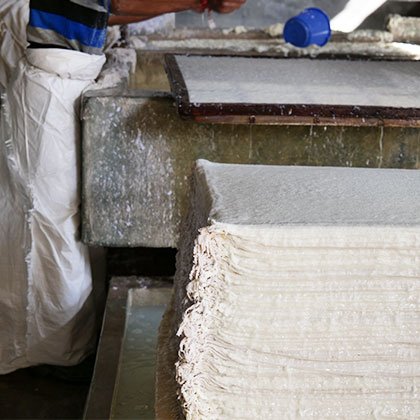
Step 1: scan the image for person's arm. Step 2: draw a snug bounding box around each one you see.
[111,0,198,16]
[111,0,246,16]
[208,0,246,13]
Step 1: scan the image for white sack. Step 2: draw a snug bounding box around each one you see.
[0,48,105,373]
[0,0,29,88]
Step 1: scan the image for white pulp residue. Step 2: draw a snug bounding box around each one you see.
[89,48,137,91]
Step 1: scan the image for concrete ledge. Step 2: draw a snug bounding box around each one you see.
[81,93,420,247]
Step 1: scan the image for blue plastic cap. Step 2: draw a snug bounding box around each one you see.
[284,7,331,48]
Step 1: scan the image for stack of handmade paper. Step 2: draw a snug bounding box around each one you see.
[157,160,420,419]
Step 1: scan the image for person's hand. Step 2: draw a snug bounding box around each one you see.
[208,0,246,13]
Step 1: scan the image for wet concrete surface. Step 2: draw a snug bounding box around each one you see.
[0,367,91,419]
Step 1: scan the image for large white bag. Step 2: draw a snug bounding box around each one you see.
[0,0,28,88]
[0,16,105,371]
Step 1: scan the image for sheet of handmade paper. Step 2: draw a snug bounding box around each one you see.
[195,161,420,227]
[175,56,420,108]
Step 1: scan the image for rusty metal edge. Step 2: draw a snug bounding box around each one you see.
[83,277,173,420]
[164,54,192,118]
[164,54,420,127]
[192,114,420,127]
